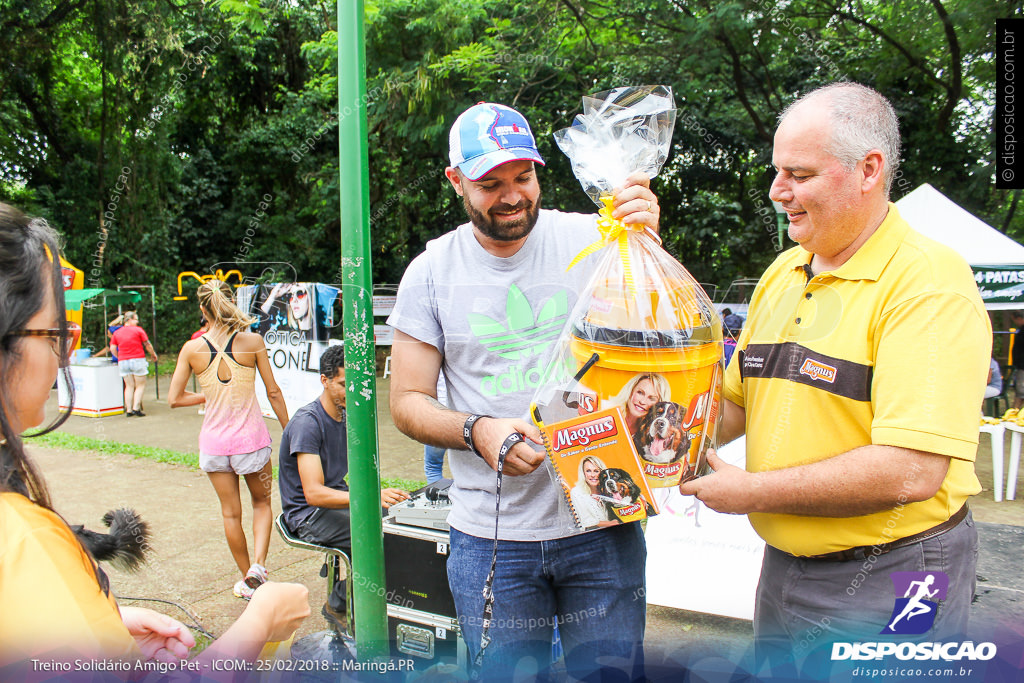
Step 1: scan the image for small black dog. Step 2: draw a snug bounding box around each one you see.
[597,468,656,519]
[72,508,150,571]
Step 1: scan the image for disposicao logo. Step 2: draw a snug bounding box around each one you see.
[831,571,997,663]
[882,572,946,635]
[831,641,996,662]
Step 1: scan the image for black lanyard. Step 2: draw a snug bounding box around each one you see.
[471,432,525,678]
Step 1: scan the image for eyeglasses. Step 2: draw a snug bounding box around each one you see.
[291,290,308,300]
[5,321,82,362]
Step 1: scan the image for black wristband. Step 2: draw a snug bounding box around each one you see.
[463,414,488,458]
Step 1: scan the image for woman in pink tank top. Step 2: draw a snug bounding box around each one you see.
[167,280,289,600]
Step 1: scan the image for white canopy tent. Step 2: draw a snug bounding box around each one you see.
[896,184,1024,311]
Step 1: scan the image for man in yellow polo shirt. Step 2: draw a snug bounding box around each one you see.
[680,83,989,669]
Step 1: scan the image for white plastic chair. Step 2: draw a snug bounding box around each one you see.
[980,423,1008,502]
[1000,423,1023,501]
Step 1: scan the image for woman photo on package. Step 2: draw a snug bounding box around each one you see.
[608,372,670,437]
[569,455,617,528]
[0,204,308,671]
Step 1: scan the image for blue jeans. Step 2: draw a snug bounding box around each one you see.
[755,510,978,678]
[448,523,646,682]
[424,444,446,483]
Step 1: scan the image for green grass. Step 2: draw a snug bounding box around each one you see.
[155,358,178,376]
[31,431,200,468]
[382,477,428,492]
[28,431,426,490]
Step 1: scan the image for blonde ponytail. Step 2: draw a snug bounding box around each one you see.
[197,279,256,333]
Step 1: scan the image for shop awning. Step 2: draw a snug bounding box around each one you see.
[63,288,142,311]
[896,184,1024,310]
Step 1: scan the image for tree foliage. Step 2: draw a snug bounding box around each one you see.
[0,0,1014,349]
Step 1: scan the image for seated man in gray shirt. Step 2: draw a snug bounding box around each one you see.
[278,344,409,620]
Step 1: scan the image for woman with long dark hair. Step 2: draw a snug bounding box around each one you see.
[0,204,308,668]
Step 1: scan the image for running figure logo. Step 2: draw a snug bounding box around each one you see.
[881,571,949,635]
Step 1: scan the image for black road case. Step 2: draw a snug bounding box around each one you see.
[387,604,467,673]
[382,517,457,619]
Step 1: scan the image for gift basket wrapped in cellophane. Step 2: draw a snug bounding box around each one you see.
[530,86,724,530]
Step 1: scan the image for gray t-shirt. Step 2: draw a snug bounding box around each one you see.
[388,209,599,541]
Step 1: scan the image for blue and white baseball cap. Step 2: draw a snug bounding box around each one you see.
[448,103,545,181]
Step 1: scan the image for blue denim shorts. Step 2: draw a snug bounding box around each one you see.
[118,358,149,377]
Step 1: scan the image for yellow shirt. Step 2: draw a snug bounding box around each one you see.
[0,492,139,664]
[724,204,989,556]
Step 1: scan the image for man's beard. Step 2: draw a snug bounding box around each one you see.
[463,191,541,242]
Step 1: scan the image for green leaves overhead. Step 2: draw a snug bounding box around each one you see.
[0,0,1014,350]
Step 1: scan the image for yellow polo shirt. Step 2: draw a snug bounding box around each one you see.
[724,204,989,556]
[0,492,139,664]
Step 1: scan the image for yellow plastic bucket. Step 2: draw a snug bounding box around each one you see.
[569,278,722,487]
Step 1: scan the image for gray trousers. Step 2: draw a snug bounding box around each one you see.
[295,508,351,612]
[754,510,978,675]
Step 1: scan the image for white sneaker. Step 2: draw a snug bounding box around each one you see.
[233,578,255,600]
[244,563,268,590]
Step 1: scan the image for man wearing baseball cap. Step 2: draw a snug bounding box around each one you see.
[388,102,660,679]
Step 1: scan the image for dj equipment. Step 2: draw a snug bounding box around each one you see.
[388,477,453,530]
[383,479,467,670]
[383,517,456,619]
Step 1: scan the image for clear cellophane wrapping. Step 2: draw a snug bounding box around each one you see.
[532,85,724,531]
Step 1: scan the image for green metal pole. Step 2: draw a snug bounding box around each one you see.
[337,0,388,660]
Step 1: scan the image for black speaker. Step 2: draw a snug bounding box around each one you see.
[382,518,457,619]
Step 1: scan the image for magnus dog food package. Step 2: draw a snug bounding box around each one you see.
[532,85,724,493]
[531,404,658,528]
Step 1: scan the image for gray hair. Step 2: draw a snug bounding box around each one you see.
[780,82,901,197]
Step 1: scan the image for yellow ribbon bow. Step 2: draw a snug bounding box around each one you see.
[566,194,643,294]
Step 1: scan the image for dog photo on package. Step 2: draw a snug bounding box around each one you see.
[530,86,725,530]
